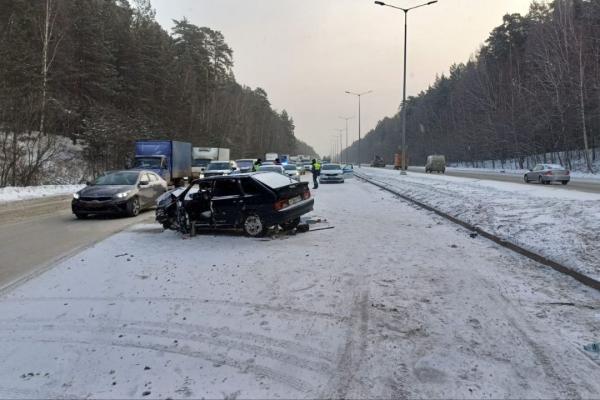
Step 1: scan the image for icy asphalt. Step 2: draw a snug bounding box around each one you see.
[0,177,599,398]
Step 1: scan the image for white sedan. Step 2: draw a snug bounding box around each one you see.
[319,163,345,183]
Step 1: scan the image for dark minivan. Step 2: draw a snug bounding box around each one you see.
[156,172,313,236]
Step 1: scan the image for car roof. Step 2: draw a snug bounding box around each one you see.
[191,171,279,183]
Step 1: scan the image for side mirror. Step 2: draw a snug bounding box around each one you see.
[139,179,150,186]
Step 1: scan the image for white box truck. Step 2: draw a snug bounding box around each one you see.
[265,152,278,162]
[192,147,230,178]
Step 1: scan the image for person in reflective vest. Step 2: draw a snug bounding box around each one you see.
[253,158,262,172]
[311,159,321,189]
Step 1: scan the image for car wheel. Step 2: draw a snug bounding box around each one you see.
[75,213,89,219]
[126,196,141,217]
[524,175,529,183]
[243,214,266,237]
[538,175,543,185]
[281,217,301,231]
[561,181,568,185]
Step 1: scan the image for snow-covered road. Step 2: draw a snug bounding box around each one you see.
[359,167,600,283]
[0,178,599,398]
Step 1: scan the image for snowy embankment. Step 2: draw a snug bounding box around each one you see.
[446,166,600,181]
[358,168,600,281]
[0,185,83,203]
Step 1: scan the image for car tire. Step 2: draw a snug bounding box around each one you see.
[281,217,301,231]
[524,175,529,183]
[538,176,543,185]
[75,213,89,219]
[126,196,141,217]
[243,213,267,237]
[562,181,568,185]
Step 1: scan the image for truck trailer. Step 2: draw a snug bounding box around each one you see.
[192,147,230,178]
[132,140,192,186]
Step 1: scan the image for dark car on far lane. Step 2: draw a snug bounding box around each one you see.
[156,172,314,237]
[72,170,167,219]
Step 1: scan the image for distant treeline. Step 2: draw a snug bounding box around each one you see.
[0,0,317,186]
[343,0,600,172]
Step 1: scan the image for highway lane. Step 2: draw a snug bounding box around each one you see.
[0,196,154,291]
[405,166,600,194]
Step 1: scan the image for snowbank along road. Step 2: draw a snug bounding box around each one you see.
[359,167,600,283]
[0,178,599,398]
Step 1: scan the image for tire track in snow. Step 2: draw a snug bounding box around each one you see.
[0,319,333,375]
[325,289,370,398]
[0,334,316,395]
[0,296,348,323]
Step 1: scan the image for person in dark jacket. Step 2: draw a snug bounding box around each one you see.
[311,159,321,189]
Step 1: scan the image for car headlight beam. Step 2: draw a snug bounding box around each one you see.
[73,193,79,199]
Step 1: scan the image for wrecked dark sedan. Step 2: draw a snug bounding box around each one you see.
[156,172,314,237]
[72,170,167,219]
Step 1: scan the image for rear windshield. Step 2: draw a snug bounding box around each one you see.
[322,164,341,170]
[253,172,294,188]
[207,162,230,170]
[236,160,254,168]
[260,166,283,172]
[192,158,210,167]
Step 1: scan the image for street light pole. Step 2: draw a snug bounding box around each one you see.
[339,116,354,164]
[332,130,343,163]
[374,0,437,175]
[345,90,372,167]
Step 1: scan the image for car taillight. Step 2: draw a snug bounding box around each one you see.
[274,199,289,211]
[302,189,311,200]
[565,171,570,175]
[545,171,553,176]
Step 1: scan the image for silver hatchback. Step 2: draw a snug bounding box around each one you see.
[524,164,570,185]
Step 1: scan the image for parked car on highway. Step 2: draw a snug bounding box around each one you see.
[319,163,345,183]
[524,164,570,185]
[236,159,256,173]
[259,164,285,174]
[296,163,306,175]
[425,155,446,173]
[72,170,167,219]
[342,164,354,177]
[371,156,386,168]
[203,161,238,177]
[283,164,301,181]
[156,172,314,237]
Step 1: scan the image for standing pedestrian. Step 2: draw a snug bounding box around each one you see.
[253,158,262,172]
[311,159,321,189]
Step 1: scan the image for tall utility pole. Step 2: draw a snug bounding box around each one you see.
[332,130,343,162]
[339,116,354,164]
[374,0,437,174]
[345,90,372,167]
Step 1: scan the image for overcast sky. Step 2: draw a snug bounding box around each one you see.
[152,0,533,156]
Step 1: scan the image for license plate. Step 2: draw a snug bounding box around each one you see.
[288,196,301,205]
